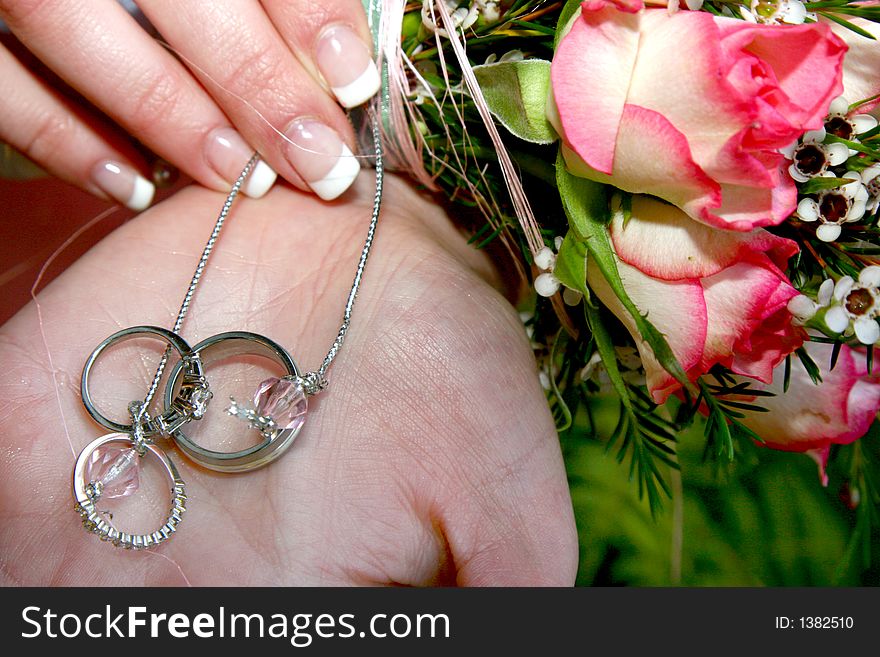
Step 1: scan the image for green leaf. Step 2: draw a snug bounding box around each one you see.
[796,346,823,385]
[798,176,851,195]
[584,303,632,412]
[554,230,590,301]
[825,135,880,158]
[849,93,880,115]
[548,328,573,432]
[820,11,877,39]
[555,150,692,391]
[472,60,558,144]
[555,0,583,50]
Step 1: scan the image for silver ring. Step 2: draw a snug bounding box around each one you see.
[164,331,303,473]
[81,326,200,436]
[72,432,186,549]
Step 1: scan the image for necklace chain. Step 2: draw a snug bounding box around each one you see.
[133,116,384,433]
[316,118,384,382]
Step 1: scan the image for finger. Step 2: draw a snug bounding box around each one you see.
[261,0,380,110]
[0,43,155,210]
[0,0,278,199]
[137,0,362,201]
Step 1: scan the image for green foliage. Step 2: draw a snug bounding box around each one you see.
[403,0,880,584]
[553,229,590,299]
[795,346,824,385]
[798,176,851,195]
[556,155,691,391]
[565,397,880,585]
[584,305,678,516]
[819,12,877,40]
[554,0,584,49]
[472,59,558,144]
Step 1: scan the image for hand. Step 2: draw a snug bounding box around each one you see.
[0,176,577,585]
[0,0,379,209]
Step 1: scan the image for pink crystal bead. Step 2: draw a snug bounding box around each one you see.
[84,446,140,499]
[254,377,308,433]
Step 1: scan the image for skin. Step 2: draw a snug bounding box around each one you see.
[0,0,375,198]
[0,175,578,586]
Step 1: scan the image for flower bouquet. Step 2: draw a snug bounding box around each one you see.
[376,0,880,554]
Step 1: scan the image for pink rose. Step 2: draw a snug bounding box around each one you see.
[731,342,880,483]
[549,1,847,231]
[587,196,804,402]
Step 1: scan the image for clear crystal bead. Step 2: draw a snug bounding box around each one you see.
[85,446,140,499]
[254,377,308,433]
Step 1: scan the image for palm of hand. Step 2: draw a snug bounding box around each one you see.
[0,176,576,586]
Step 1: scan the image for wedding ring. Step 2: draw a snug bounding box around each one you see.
[164,331,303,473]
[81,326,205,436]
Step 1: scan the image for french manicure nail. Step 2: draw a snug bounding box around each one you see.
[316,25,380,109]
[91,160,155,211]
[205,127,277,198]
[284,119,360,201]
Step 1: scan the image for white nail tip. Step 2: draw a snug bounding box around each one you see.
[127,175,155,211]
[307,145,361,201]
[244,160,278,199]
[331,62,381,109]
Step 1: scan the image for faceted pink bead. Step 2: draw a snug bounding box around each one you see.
[85,446,140,499]
[254,377,308,432]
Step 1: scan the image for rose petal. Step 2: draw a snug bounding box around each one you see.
[627,11,774,179]
[559,104,722,226]
[699,255,799,383]
[733,343,880,453]
[582,0,645,12]
[713,177,797,230]
[807,446,831,487]
[610,196,798,280]
[827,17,880,115]
[551,6,642,174]
[719,21,846,130]
[586,257,708,402]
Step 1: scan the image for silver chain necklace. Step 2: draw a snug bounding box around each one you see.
[72,119,384,549]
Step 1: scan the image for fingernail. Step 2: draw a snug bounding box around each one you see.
[316,25,380,109]
[284,119,360,201]
[205,127,277,198]
[91,160,155,211]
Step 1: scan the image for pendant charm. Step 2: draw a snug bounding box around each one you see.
[227,376,308,440]
[76,326,203,547]
[164,331,307,473]
[72,433,186,549]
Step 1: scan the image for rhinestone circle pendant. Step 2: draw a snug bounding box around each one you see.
[72,433,186,549]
